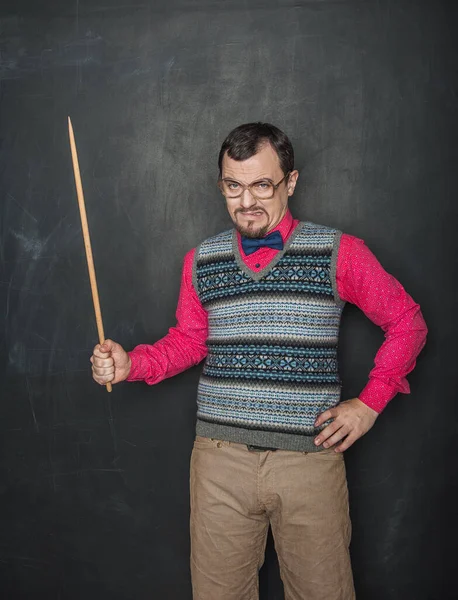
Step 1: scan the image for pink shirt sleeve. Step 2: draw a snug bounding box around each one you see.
[126,249,208,385]
[336,234,427,413]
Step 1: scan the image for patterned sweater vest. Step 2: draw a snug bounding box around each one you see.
[192,221,345,452]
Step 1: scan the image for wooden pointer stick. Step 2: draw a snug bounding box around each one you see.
[68,116,112,392]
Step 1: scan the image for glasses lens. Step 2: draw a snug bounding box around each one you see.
[250,181,274,199]
[219,181,239,197]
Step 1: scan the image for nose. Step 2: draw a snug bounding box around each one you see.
[239,187,257,209]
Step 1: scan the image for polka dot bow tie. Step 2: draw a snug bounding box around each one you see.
[241,231,284,256]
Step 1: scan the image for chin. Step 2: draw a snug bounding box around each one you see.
[235,222,270,239]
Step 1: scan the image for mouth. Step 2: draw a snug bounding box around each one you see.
[237,210,266,219]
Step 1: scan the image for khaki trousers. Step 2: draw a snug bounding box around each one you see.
[190,436,355,600]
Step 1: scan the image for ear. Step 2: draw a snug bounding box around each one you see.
[287,170,299,196]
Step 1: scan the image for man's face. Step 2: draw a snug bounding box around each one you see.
[221,143,299,238]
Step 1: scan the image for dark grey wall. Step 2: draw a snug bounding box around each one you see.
[1,1,456,598]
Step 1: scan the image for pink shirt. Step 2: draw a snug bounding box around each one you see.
[127,211,427,413]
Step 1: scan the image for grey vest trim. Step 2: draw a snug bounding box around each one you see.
[195,419,325,453]
[331,229,345,308]
[192,241,203,293]
[232,222,306,282]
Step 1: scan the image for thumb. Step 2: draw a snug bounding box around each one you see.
[99,339,117,353]
[101,339,128,364]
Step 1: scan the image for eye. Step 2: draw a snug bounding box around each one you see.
[254,181,271,190]
[227,181,240,190]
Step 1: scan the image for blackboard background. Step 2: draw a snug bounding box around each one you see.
[1,1,456,598]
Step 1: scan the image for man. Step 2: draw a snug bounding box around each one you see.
[91,123,427,599]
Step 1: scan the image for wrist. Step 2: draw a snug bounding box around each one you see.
[356,397,379,417]
[126,350,141,381]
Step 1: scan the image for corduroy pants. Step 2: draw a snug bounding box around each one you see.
[190,436,355,600]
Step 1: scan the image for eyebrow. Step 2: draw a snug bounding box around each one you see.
[221,176,274,183]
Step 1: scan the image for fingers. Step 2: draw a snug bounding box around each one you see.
[91,353,113,369]
[335,433,359,453]
[92,365,115,385]
[314,407,338,428]
[315,419,349,448]
[91,341,115,384]
[92,365,114,377]
[91,351,114,376]
[314,419,340,446]
[91,360,115,384]
[320,425,350,449]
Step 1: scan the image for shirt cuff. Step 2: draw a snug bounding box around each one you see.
[126,350,143,382]
[358,378,399,413]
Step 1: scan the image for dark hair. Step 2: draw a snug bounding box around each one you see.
[218,122,294,177]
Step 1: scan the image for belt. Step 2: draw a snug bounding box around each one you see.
[246,444,278,452]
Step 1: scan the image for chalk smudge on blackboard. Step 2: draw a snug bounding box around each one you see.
[11,230,45,260]
[25,376,39,433]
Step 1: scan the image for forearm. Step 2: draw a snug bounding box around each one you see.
[127,327,208,385]
[337,234,428,412]
[358,303,427,412]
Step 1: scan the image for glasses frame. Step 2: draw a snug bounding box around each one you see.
[218,171,291,200]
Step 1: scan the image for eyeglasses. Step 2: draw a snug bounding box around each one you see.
[218,172,290,200]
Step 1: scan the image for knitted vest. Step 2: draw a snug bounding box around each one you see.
[193,221,345,452]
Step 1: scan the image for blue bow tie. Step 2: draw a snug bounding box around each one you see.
[241,230,284,256]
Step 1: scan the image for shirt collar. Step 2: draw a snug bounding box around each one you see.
[269,209,294,242]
